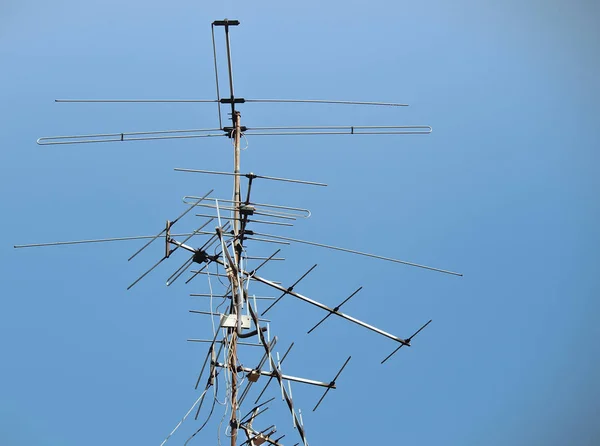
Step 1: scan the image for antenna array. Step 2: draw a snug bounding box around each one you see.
[15,19,461,446]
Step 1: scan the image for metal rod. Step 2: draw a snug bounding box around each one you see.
[195,213,293,227]
[247,125,429,130]
[244,130,432,136]
[54,99,219,103]
[252,232,463,277]
[194,329,222,390]
[245,236,290,246]
[210,24,222,128]
[381,319,433,364]
[190,204,299,221]
[165,256,195,286]
[254,343,294,404]
[54,98,408,107]
[175,168,327,187]
[313,356,351,412]
[13,232,206,249]
[245,99,409,107]
[191,293,275,300]
[127,256,167,290]
[128,189,213,261]
[184,196,311,217]
[37,129,224,145]
[213,362,334,389]
[248,249,281,275]
[189,310,270,323]
[224,23,236,118]
[188,339,262,347]
[307,287,362,334]
[240,397,275,424]
[262,264,318,315]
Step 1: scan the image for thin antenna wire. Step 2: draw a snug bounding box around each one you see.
[252,232,463,276]
[211,23,223,128]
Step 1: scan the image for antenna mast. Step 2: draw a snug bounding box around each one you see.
[15,17,462,446]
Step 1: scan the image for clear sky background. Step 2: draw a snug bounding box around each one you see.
[1,0,599,445]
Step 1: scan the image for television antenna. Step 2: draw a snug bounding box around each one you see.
[15,19,462,446]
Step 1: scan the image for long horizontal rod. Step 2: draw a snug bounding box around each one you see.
[188,339,262,347]
[54,98,409,107]
[185,197,311,215]
[212,362,334,389]
[189,204,299,221]
[191,294,276,300]
[14,233,201,249]
[37,128,224,145]
[252,232,463,277]
[174,168,327,187]
[195,213,293,227]
[246,99,408,107]
[248,125,429,130]
[55,99,219,103]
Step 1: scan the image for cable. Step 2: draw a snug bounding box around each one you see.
[158,387,209,446]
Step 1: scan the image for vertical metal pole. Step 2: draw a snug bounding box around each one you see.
[233,111,243,329]
[230,110,242,446]
[222,21,242,446]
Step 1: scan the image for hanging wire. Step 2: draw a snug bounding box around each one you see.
[158,387,210,446]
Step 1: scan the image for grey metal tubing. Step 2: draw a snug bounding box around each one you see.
[175,168,327,187]
[193,329,223,390]
[252,232,463,277]
[212,362,333,389]
[54,99,219,103]
[37,132,225,145]
[262,264,318,315]
[127,256,167,290]
[191,294,276,300]
[128,189,213,261]
[307,287,363,334]
[248,249,281,274]
[127,221,212,290]
[245,99,409,107]
[247,125,430,130]
[245,236,290,246]
[189,271,282,285]
[184,196,311,218]
[312,356,351,412]
[381,319,432,364]
[14,233,191,249]
[245,130,431,136]
[165,256,195,285]
[189,203,300,221]
[195,213,293,227]
[193,204,298,221]
[211,24,223,127]
[189,310,270,323]
[53,98,408,107]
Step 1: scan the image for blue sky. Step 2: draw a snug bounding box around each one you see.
[1,0,599,445]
